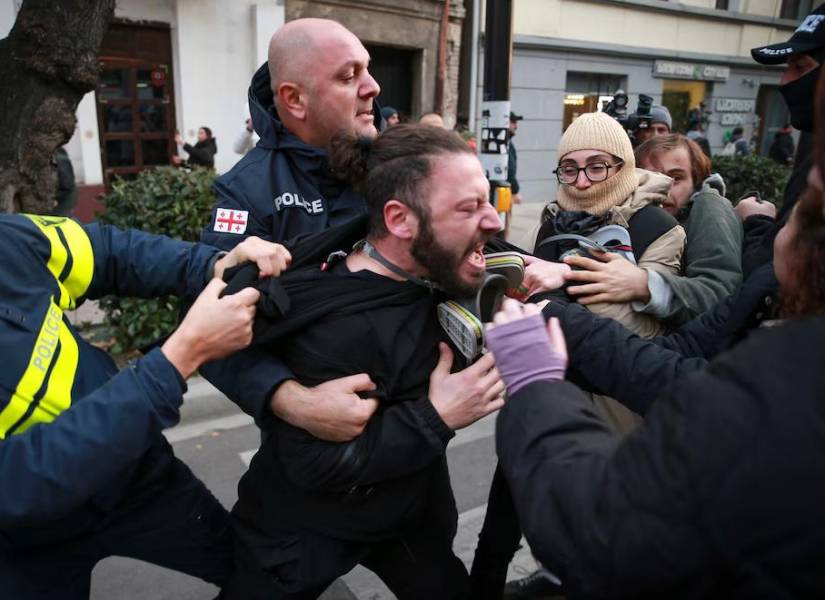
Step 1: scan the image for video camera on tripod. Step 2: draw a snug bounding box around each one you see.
[603,90,655,141]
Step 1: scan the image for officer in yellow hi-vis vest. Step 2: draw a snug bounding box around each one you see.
[0,214,290,598]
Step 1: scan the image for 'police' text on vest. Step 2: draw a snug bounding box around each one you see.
[274,192,325,214]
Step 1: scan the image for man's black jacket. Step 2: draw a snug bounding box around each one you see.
[232,264,458,544]
[497,316,825,599]
[226,219,468,545]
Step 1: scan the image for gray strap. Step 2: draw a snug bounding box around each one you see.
[359,240,442,292]
[536,233,607,253]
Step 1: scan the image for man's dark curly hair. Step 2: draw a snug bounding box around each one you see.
[328,123,473,237]
[781,187,825,317]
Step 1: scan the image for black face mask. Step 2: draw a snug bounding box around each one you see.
[779,65,820,133]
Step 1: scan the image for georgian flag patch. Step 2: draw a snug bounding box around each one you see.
[213,208,248,234]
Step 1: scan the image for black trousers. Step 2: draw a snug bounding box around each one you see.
[469,463,524,600]
[0,458,233,599]
[222,524,470,600]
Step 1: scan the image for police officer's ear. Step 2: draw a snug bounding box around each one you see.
[384,199,417,241]
[275,81,307,121]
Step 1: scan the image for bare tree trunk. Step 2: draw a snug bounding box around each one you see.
[0,0,114,214]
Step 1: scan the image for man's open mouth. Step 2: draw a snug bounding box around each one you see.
[465,242,486,271]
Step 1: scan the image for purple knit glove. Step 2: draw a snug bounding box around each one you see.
[485,313,567,395]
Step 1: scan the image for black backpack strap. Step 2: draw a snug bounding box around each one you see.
[532,218,564,261]
[627,204,679,262]
[537,233,607,253]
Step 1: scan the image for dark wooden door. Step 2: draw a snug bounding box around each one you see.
[96,23,176,185]
[366,44,415,119]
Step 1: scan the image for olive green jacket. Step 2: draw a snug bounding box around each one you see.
[634,174,743,325]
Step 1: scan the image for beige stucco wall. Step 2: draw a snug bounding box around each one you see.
[742,0,783,18]
[513,0,795,58]
[680,0,716,8]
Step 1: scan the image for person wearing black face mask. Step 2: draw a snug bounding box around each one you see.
[738,6,825,277]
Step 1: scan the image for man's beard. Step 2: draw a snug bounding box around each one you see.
[410,217,487,298]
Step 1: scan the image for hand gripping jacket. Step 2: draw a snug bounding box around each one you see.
[0,214,217,536]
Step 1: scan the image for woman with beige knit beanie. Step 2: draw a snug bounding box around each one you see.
[471,114,684,599]
[534,112,686,338]
[470,115,685,595]
[533,111,686,431]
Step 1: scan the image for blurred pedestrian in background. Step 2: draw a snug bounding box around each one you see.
[507,111,522,205]
[233,109,259,156]
[381,106,400,127]
[721,126,750,156]
[419,112,445,128]
[633,104,672,144]
[53,146,77,217]
[768,123,795,166]
[174,127,217,169]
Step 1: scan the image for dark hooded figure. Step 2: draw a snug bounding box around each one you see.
[768,123,796,166]
[743,4,825,275]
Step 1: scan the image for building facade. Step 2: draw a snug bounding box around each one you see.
[0,0,819,210]
[505,0,817,203]
[0,0,464,219]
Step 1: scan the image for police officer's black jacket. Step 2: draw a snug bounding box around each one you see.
[201,63,368,251]
[542,263,778,415]
[497,316,825,599]
[198,63,377,421]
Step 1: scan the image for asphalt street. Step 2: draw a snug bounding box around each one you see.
[89,204,546,599]
[90,408,539,599]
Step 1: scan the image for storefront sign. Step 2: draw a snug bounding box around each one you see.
[720,113,751,126]
[564,94,585,106]
[653,60,730,81]
[714,98,755,113]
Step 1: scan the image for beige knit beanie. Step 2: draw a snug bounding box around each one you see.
[556,112,638,215]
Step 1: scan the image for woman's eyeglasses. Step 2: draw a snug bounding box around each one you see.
[553,161,624,184]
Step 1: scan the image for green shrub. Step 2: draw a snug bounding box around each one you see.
[712,154,790,209]
[97,166,216,353]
